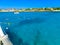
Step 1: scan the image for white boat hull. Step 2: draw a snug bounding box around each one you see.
[0,26,13,45]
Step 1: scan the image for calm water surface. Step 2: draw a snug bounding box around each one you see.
[0,12,60,45]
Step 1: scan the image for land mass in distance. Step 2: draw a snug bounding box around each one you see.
[0,8,60,12]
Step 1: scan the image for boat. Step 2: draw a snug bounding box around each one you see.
[0,26,13,45]
[14,12,19,14]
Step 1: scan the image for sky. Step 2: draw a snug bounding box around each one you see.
[0,0,60,8]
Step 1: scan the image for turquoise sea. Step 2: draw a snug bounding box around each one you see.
[0,12,60,45]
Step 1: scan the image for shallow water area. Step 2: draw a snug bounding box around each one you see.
[0,12,60,45]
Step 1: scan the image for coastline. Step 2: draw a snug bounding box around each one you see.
[0,8,60,12]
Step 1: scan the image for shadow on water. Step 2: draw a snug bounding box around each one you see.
[4,18,48,45]
[14,18,46,28]
[22,42,29,45]
[5,28,23,45]
[34,30,48,45]
[6,28,30,45]
[19,18,45,25]
[6,28,48,45]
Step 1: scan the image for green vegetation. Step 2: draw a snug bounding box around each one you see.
[53,8,60,10]
[0,8,60,12]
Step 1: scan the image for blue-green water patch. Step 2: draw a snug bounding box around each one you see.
[0,12,60,45]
